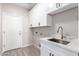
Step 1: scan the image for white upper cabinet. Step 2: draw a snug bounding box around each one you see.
[29,3,78,27]
[48,3,78,15]
[46,3,70,13]
[45,3,57,13]
[29,4,40,27]
[29,4,52,27]
[43,3,71,14]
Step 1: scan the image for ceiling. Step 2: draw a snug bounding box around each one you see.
[14,3,36,10]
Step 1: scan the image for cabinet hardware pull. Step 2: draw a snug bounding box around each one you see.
[38,22,40,26]
[59,3,61,7]
[3,32,5,34]
[49,53,51,56]
[78,53,79,56]
[56,3,61,8]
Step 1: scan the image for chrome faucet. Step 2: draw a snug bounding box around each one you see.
[57,26,63,39]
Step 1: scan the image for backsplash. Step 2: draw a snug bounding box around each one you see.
[32,27,54,38]
[52,7,78,39]
[31,26,54,48]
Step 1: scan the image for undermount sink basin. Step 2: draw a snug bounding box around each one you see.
[48,38,70,45]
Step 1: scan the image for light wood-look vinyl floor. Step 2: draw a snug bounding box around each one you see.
[2,45,40,56]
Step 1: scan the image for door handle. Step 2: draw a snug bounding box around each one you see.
[3,31,5,34]
[19,32,21,35]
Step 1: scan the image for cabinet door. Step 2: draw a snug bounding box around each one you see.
[29,13,40,27]
[47,3,72,14]
[29,3,52,27]
[29,4,41,27]
[46,3,57,13]
[41,44,61,56]
[41,45,51,56]
[39,4,47,26]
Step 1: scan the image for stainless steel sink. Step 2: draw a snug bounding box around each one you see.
[48,38,70,45]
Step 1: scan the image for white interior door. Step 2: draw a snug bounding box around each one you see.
[2,13,22,51]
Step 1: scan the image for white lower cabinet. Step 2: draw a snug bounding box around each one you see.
[41,44,60,56]
[41,42,78,56]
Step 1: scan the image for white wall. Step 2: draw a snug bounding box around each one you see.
[1,4,32,51]
[0,4,1,53]
[22,12,33,47]
[78,4,79,39]
[52,7,78,39]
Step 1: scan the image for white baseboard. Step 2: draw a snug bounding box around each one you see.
[1,43,33,53]
[33,43,40,50]
[21,43,33,48]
